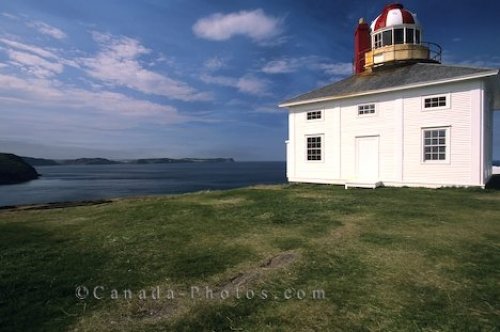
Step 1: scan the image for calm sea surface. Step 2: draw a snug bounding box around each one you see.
[0,162,286,207]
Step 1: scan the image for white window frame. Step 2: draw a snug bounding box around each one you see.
[305,134,324,162]
[374,33,382,48]
[306,110,323,121]
[421,127,451,164]
[357,103,376,117]
[421,93,451,111]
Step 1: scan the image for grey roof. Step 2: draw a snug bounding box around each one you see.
[280,63,499,106]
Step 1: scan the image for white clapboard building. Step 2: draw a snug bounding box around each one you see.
[280,3,500,188]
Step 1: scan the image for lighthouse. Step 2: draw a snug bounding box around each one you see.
[280,3,500,189]
[354,3,441,74]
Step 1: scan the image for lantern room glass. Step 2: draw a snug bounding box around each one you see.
[372,26,421,49]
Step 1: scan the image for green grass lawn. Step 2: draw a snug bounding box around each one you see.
[0,184,499,331]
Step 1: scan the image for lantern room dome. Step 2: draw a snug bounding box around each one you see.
[370,3,419,32]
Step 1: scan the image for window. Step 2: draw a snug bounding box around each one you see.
[374,33,382,48]
[405,28,414,44]
[382,30,392,46]
[423,128,447,161]
[358,104,375,115]
[394,28,404,44]
[306,110,322,120]
[423,95,448,109]
[415,29,421,44]
[306,136,322,161]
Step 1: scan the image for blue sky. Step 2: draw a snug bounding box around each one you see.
[0,0,499,161]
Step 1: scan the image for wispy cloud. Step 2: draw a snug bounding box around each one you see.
[262,59,298,74]
[261,56,353,77]
[27,21,66,40]
[0,73,184,123]
[315,62,352,76]
[6,49,64,77]
[0,38,80,73]
[201,73,270,96]
[2,13,19,20]
[193,9,283,44]
[203,56,226,71]
[0,38,59,60]
[236,75,269,96]
[79,32,210,101]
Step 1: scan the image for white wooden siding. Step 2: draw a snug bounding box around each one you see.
[286,78,489,188]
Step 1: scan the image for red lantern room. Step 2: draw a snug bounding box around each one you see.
[354,3,441,75]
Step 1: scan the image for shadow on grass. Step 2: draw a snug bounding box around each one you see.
[0,222,110,331]
[0,214,257,331]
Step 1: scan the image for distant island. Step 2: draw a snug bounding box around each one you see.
[20,156,235,166]
[0,153,39,184]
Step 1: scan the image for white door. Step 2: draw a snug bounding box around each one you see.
[356,136,379,181]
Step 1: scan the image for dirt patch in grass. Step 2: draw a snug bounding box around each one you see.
[328,214,368,240]
[218,251,299,292]
[260,252,298,268]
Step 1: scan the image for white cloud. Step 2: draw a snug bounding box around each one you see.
[6,49,63,77]
[0,38,59,60]
[204,56,225,71]
[193,9,282,43]
[200,73,235,86]
[262,59,297,74]
[27,21,66,40]
[236,75,269,96]
[80,32,210,101]
[201,73,269,96]
[0,73,184,123]
[0,38,80,73]
[2,13,19,20]
[262,57,353,77]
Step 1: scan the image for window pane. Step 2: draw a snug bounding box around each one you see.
[423,129,447,162]
[374,33,382,48]
[405,28,414,43]
[415,29,421,44]
[307,136,322,161]
[358,104,375,116]
[307,111,321,120]
[424,96,447,109]
[394,29,404,44]
[382,30,392,46]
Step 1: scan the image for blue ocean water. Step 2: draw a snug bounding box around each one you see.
[0,162,286,207]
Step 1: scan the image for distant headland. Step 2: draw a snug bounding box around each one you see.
[0,153,39,184]
[0,153,235,185]
[22,156,235,166]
